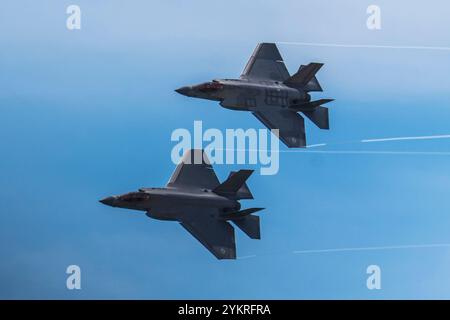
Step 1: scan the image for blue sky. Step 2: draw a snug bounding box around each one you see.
[1,0,450,299]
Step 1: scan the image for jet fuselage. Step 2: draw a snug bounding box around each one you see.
[100,187,240,221]
[176,79,312,112]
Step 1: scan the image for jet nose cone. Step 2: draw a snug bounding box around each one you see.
[99,196,116,206]
[175,86,191,96]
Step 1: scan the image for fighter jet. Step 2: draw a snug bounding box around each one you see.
[176,43,333,148]
[99,149,263,259]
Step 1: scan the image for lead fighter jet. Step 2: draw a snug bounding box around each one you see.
[99,149,263,259]
[176,43,333,148]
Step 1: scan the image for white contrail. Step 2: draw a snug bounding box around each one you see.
[295,150,450,156]
[219,148,450,156]
[277,41,450,51]
[237,243,450,260]
[237,254,257,260]
[306,143,327,148]
[292,243,450,255]
[361,135,450,143]
[217,133,450,156]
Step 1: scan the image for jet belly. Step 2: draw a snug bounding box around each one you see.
[146,189,238,221]
[220,81,304,111]
[152,190,236,208]
[220,82,259,111]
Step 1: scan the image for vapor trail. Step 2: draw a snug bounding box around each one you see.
[306,143,328,148]
[277,41,450,51]
[237,243,450,260]
[361,135,450,143]
[290,150,450,156]
[225,149,450,156]
[292,243,450,254]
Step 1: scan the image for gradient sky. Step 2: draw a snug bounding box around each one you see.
[1,0,450,299]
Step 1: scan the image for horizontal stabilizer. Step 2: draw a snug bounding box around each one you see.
[232,215,260,239]
[302,106,329,130]
[213,170,254,199]
[220,207,264,220]
[290,99,334,111]
[284,63,323,89]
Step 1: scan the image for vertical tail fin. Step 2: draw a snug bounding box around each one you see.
[213,170,254,199]
[284,63,324,92]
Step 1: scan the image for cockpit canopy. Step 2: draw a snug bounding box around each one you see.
[196,81,223,92]
[119,192,149,202]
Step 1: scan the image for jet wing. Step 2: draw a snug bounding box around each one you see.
[180,208,236,259]
[253,108,306,148]
[240,43,290,82]
[167,149,220,189]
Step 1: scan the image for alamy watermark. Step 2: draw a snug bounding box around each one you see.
[366,264,381,290]
[171,121,280,175]
[366,5,381,30]
[66,5,81,30]
[66,265,81,290]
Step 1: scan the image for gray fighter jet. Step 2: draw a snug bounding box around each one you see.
[99,149,263,259]
[176,43,333,148]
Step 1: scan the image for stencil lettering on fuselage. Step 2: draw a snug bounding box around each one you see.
[265,89,289,107]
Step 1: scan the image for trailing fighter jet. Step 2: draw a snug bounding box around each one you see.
[99,149,263,259]
[176,43,333,148]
